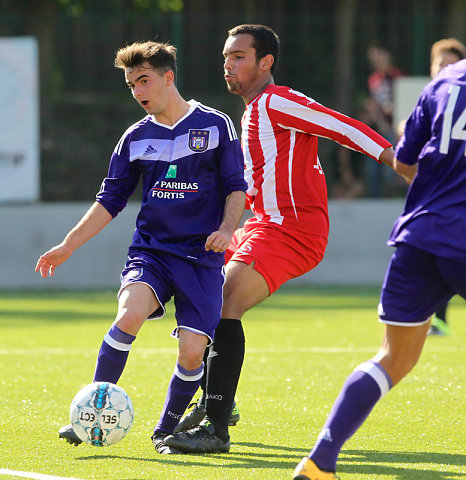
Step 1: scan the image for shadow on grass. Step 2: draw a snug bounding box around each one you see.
[75,447,466,479]
[338,449,466,478]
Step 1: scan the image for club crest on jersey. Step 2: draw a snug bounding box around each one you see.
[188,129,210,152]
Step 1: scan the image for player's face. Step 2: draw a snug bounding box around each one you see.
[125,62,171,115]
[223,34,265,98]
[430,51,461,78]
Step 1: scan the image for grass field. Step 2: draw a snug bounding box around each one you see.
[0,287,464,480]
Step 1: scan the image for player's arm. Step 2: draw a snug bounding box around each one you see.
[205,190,246,253]
[35,201,112,278]
[378,147,417,184]
[390,90,432,186]
[206,114,247,253]
[268,92,393,163]
[378,147,395,169]
[393,157,418,184]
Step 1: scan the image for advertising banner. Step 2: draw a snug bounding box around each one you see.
[0,37,39,202]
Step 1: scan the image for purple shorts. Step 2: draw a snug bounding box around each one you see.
[119,251,225,343]
[379,243,466,326]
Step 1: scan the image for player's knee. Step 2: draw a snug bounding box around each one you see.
[114,310,145,334]
[177,339,206,370]
[177,347,205,370]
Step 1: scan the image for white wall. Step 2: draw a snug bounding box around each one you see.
[290,199,402,286]
[0,199,404,290]
[393,76,430,131]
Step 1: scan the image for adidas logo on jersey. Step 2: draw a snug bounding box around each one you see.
[143,145,157,156]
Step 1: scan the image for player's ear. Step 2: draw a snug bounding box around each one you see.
[260,54,274,73]
[165,70,175,86]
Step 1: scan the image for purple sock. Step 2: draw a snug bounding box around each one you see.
[93,324,136,384]
[310,361,393,472]
[154,362,204,435]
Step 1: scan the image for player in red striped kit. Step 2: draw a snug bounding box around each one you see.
[164,25,398,464]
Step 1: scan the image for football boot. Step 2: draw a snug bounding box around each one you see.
[293,457,339,480]
[151,431,186,455]
[165,420,230,453]
[174,399,240,433]
[58,424,82,446]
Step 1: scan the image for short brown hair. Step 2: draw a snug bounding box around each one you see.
[431,38,466,63]
[114,41,177,80]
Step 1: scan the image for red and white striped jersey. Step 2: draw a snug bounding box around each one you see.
[241,84,391,236]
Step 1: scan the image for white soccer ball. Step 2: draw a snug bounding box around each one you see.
[70,382,134,446]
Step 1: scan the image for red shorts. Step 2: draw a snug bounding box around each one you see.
[225,217,327,294]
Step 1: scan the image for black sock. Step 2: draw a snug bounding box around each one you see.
[197,347,210,406]
[435,303,448,323]
[205,318,245,440]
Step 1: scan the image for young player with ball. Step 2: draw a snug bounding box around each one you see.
[35,40,247,454]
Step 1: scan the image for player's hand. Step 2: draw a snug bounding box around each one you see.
[35,243,73,278]
[204,229,232,253]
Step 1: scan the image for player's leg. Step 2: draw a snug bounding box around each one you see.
[152,329,208,454]
[166,225,327,454]
[93,282,159,383]
[59,281,159,446]
[430,255,466,336]
[173,353,240,434]
[435,302,448,322]
[374,322,430,384]
[293,244,454,478]
[200,229,326,443]
[173,228,248,434]
[201,227,259,439]
[173,353,209,434]
[203,260,269,433]
[302,323,429,475]
[155,258,227,453]
[429,301,450,335]
[164,260,269,452]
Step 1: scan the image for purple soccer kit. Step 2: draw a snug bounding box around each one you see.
[380,59,466,325]
[309,60,466,473]
[97,100,246,268]
[92,100,246,437]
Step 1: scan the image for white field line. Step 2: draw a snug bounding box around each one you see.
[0,346,461,355]
[0,469,85,480]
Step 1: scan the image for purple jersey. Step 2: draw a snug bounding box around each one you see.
[96,100,247,267]
[390,60,466,262]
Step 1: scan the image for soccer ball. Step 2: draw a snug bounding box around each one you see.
[70,382,134,446]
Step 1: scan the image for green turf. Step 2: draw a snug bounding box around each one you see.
[0,287,464,480]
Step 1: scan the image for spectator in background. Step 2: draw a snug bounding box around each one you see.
[430,37,466,79]
[362,45,405,197]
